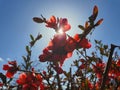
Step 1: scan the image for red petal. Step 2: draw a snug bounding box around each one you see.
[67,52,73,58]
[54,66,64,74]
[8,61,17,66]
[3,65,9,70]
[39,54,47,62]
[40,83,45,90]
[74,34,80,41]
[85,42,92,49]
[60,18,68,25]
[116,59,120,67]
[23,84,29,90]
[62,24,71,32]
[50,16,56,23]
[17,73,27,84]
[36,74,42,82]
[6,71,14,78]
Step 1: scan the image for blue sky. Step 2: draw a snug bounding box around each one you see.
[0,0,120,72]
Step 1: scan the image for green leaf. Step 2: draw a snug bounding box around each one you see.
[30,34,34,41]
[21,63,26,69]
[0,73,6,84]
[26,46,29,52]
[27,61,33,67]
[94,40,98,44]
[22,56,27,61]
[36,34,42,40]
[26,46,31,55]
[95,40,102,45]
[78,25,85,31]
[30,41,35,47]
[33,17,44,23]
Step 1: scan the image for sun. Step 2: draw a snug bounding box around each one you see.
[58,28,64,34]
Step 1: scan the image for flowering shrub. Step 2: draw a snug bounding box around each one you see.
[16,72,44,90]
[0,5,120,90]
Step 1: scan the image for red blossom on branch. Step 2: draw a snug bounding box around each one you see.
[92,60,105,79]
[1,5,113,90]
[16,72,44,90]
[45,16,71,32]
[59,18,71,32]
[3,61,18,78]
[74,34,91,49]
[39,33,74,66]
[46,15,57,29]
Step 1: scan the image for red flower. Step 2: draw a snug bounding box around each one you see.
[79,63,86,69]
[17,72,44,90]
[65,36,77,52]
[3,61,18,78]
[39,33,75,66]
[59,18,71,32]
[46,16,57,29]
[92,60,105,79]
[52,32,67,48]
[46,16,71,32]
[40,16,72,66]
[80,38,91,49]
[74,34,91,49]
[39,53,50,62]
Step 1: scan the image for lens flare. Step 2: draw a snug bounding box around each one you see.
[58,28,64,34]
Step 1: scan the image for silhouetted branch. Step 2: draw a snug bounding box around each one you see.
[100,44,120,89]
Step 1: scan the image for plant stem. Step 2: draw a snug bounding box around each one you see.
[56,73,62,90]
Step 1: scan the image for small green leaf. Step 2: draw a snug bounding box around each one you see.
[27,61,33,67]
[22,56,27,61]
[36,34,42,40]
[30,41,35,47]
[21,63,26,69]
[94,40,98,44]
[26,46,31,55]
[0,73,6,84]
[33,17,44,23]
[26,46,29,52]
[78,25,85,31]
[30,34,34,41]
